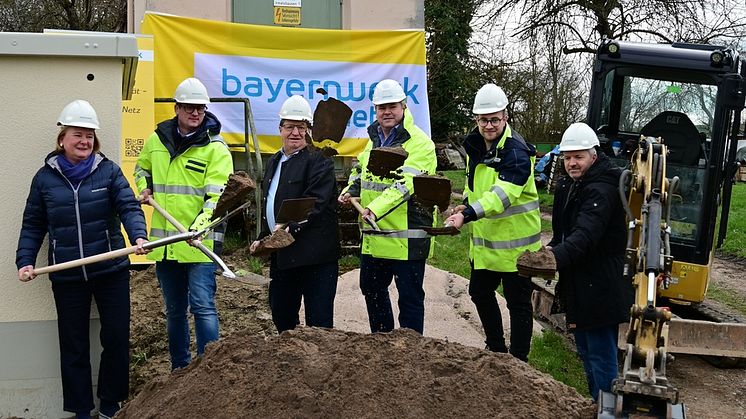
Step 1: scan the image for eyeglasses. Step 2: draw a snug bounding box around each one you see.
[179,104,207,114]
[281,124,308,134]
[476,117,504,127]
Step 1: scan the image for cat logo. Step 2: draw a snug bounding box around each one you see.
[666,114,681,124]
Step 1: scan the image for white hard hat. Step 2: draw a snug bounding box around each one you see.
[559,123,600,152]
[372,79,406,105]
[472,83,509,114]
[57,99,100,130]
[174,77,210,104]
[278,95,313,124]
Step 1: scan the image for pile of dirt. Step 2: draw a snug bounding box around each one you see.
[120,327,594,418]
[128,256,275,398]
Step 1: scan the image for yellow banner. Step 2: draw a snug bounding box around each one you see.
[121,36,155,265]
[141,13,430,157]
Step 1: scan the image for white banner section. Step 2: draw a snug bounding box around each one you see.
[194,53,431,141]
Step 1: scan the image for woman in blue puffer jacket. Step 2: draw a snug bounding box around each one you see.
[15,100,149,419]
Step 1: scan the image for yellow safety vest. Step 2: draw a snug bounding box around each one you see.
[465,125,542,271]
[135,125,233,262]
[343,109,437,260]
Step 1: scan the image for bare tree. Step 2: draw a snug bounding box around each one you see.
[0,0,126,33]
[479,0,746,54]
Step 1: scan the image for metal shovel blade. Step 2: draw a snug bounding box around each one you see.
[368,147,408,178]
[313,96,352,143]
[422,225,460,236]
[276,197,316,224]
[413,175,452,211]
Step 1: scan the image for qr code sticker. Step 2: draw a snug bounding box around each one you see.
[125,138,145,157]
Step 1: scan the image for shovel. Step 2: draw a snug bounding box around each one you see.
[412,175,452,212]
[250,197,317,256]
[312,90,353,144]
[350,197,380,230]
[367,147,408,178]
[23,202,250,280]
[144,196,236,278]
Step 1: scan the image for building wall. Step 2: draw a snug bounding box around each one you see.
[129,0,233,33]
[0,55,124,418]
[128,0,424,32]
[342,0,424,30]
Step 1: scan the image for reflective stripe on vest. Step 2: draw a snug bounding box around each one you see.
[362,229,429,239]
[362,180,389,192]
[153,184,206,197]
[485,200,540,220]
[472,232,541,250]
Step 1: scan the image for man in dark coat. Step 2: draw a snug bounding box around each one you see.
[250,95,339,333]
[545,122,633,401]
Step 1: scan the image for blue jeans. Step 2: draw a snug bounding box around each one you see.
[573,325,620,401]
[51,269,130,415]
[359,255,426,334]
[269,261,338,333]
[156,261,218,369]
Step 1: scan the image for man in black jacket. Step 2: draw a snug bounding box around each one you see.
[541,122,633,401]
[250,95,339,333]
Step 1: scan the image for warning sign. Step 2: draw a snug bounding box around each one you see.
[274,6,301,26]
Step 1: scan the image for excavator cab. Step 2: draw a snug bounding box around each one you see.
[585,39,746,418]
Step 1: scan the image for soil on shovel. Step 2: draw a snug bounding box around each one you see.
[517,246,556,278]
[413,175,452,211]
[212,171,256,219]
[120,327,594,419]
[367,146,408,178]
[250,229,295,257]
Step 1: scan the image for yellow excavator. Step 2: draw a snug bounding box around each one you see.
[535,39,746,418]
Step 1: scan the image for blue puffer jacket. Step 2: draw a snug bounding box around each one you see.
[16,152,148,282]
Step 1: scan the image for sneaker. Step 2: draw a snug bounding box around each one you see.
[99,400,119,419]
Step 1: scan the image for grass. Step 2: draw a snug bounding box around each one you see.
[529,330,589,397]
[429,232,471,279]
[707,283,746,315]
[717,183,746,259]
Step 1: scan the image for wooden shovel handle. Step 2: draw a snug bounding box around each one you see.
[145,196,188,231]
[350,198,380,231]
[26,245,138,278]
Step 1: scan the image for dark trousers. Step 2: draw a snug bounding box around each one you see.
[359,254,426,334]
[51,269,130,414]
[269,261,339,333]
[573,325,620,401]
[469,268,533,361]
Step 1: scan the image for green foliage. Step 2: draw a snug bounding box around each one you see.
[429,233,471,279]
[424,0,480,140]
[246,257,264,275]
[718,183,746,259]
[529,330,589,396]
[538,188,554,212]
[222,230,245,254]
[441,170,466,194]
[339,255,361,274]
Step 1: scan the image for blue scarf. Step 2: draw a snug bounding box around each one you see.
[58,154,95,186]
